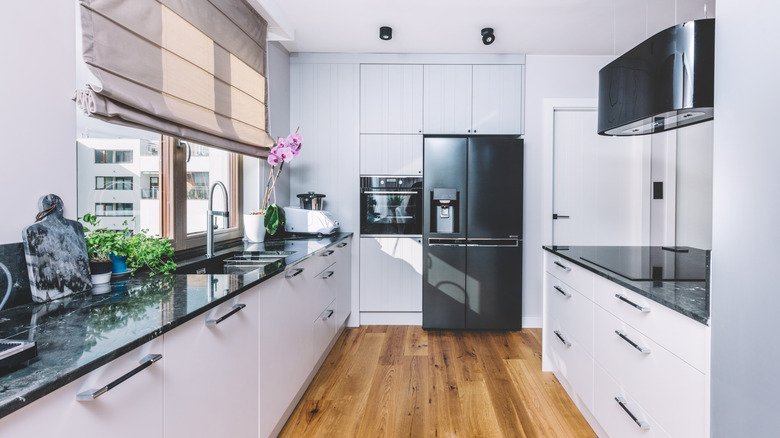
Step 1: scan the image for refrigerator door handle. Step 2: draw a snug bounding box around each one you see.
[466,238,520,247]
[427,238,467,247]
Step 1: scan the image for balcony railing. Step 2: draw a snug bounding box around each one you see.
[141,188,159,199]
[187,186,209,200]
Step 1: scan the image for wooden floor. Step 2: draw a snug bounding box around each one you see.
[279,326,595,438]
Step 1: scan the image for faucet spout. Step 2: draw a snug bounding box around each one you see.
[206,181,229,258]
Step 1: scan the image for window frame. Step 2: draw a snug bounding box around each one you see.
[161,139,243,251]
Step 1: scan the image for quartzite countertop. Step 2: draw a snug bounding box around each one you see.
[543,245,710,325]
[0,233,352,419]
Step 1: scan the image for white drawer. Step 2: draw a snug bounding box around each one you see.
[546,315,594,412]
[593,275,708,372]
[545,253,594,300]
[594,306,707,438]
[546,273,594,356]
[594,363,672,438]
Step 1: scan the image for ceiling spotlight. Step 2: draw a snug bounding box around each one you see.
[379,26,392,41]
[481,27,495,45]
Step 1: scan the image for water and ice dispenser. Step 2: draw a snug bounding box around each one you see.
[431,188,458,233]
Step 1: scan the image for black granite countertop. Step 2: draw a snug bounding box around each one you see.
[543,245,710,325]
[0,233,352,419]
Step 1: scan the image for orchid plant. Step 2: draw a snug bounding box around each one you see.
[253,128,301,234]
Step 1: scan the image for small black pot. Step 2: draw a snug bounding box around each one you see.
[89,260,112,276]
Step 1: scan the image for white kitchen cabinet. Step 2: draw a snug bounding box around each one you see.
[0,338,164,438]
[360,64,423,134]
[424,64,524,135]
[258,244,350,438]
[163,292,259,438]
[360,134,423,176]
[472,64,524,134]
[258,261,318,438]
[359,237,423,312]
[423,64,473,134]
[333,236,353,327]
[542,251,710,438]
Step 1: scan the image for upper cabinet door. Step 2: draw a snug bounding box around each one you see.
[360,64,423,134]
[360,134,423,176]
[472,65,525,135]
[423,65,473,134]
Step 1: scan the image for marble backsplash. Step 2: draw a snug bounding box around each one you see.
[0,242,33,311]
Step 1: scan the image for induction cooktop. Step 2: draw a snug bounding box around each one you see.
[580,246,707,281]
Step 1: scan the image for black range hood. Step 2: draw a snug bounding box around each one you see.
[598,19,715,136]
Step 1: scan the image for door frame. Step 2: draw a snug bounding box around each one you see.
[541,98,652,246]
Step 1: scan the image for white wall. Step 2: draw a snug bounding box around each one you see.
[0,1,77,243]
[244,41,291,214]
[710,1,780,435]
[523,55,615,325]
[675,121,713,249]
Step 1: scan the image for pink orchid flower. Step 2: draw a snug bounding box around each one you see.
[267,149,281,166]
[287,133,302,147]
[275,146,294,163]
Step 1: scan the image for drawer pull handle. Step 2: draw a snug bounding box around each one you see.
[615,397,651,430]
[320,309,334,320]
[615,294,651,312]
[553,330,571,346]
[553,285,571,298]
[615,330,651,354]
[206,303,246,326]
[553,261,571,272]
[321,271,335,279]
[321,250,335,257]
[77,354,162,401]
[286,267,305,278]
[337,242,348,248]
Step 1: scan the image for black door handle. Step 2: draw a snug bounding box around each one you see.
[553,214,570,220]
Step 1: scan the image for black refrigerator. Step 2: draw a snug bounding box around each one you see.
[422,137,523,330]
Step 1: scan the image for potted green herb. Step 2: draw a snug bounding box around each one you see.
[80,213,123,284]
[80,214,176,279]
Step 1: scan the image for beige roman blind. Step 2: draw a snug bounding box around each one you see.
[75,0,274,157]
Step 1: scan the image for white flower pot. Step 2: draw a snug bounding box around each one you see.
[244,213,267,242]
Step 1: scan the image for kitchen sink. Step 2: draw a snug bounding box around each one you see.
[175,251,295,275]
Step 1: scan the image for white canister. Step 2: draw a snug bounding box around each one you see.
[244,213,267,242]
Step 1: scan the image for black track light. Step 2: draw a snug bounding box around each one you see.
[481,27,495,45]
[379,26,392,41]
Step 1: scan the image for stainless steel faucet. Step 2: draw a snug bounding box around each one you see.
[206,181,229,258]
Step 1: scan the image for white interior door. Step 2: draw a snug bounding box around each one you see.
[552,109,649,246]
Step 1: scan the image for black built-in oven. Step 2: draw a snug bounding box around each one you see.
[360,176,423,236]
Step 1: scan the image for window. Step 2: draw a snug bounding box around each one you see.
[96,176,133,190]
[186,172,210,200]
[76,12,242,252]
[94,149,133,164]
[95,203,134,217]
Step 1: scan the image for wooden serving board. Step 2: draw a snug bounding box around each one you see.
[22,194,92,302]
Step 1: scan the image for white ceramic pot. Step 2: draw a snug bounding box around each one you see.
[244,213,267,242]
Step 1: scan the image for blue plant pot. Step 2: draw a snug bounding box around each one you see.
[108,254,128,274]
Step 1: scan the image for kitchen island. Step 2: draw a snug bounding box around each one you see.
[542,245,710,437]
[0,233,352,431]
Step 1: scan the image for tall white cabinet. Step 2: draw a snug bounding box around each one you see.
[359,237,423,321]
[360,64,423,134]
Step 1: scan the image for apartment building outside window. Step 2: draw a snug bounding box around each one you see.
[96,176,133,190]
[94,149,133,164]
[95,202,134,217]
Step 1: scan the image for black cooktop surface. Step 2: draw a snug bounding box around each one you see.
[580,246,707,281]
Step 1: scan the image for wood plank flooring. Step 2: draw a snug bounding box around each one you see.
[279,326,595,438]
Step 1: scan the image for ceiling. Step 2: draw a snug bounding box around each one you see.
[254,0,714,56]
